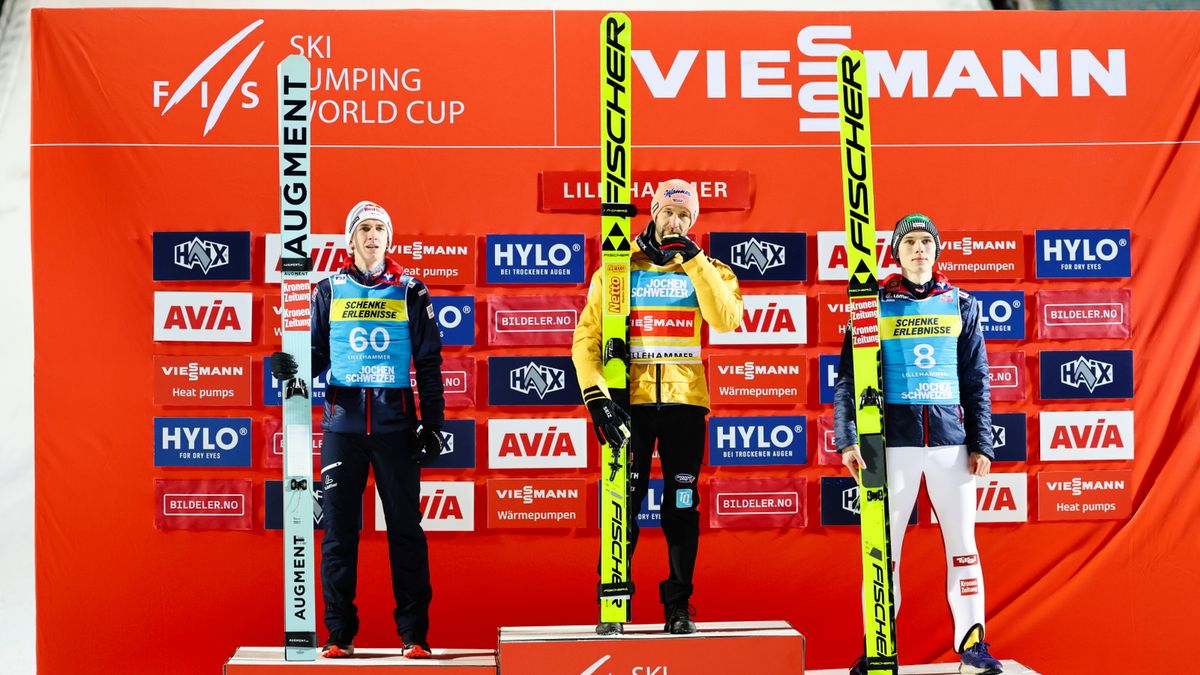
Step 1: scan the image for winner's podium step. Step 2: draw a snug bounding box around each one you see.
[224,647,497,673]
[498,621,806,674]
[809,660,1040,675]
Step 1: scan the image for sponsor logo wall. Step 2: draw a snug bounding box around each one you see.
[153,231,251,281]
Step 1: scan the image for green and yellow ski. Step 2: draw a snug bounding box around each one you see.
[837,49,898,675]
[597,11,634,628]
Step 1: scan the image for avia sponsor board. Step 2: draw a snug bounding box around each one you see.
[1039,349,1134,400]
[1038,470,1133,521]
[931,473,1029,524]
[154,417,251,467]
[816,230,900,281]
[988,351,1026,402]
[710,294,806,345]
[1036,289,1132,339]
[153,355,251,406]
[708,416,806,466]
[265,234,475,284]
[413,356,475,409]
[1039,410,1133,461]
[709,355,805,405]
[488,356,582,407]
[431,296,475,346]
[425,419,477,470]
[262,360,328,407]
[152,231,251,280]
[264,481,329,530]
[935,231,1024,280]
[487,294,585,346]
[540,171,751,212]
[154,479,252,530]
[378,481,474,532]
[708,232,806,282]
[990,412,1028,463]
[487,418,587,469]
[261,417,322,470]
[709,477,807,529]
[485,234,585,284]
[486,478,586,529]
[818,354,839,404]
[817,293,852,344]
[1035,229,1131,278]
[820,476,918,527]
[814,415,842,466]
[973,291,1025,341]
[153,291,252,342]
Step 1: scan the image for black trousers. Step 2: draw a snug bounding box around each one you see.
[627,404,707,607]
[320,431,431,644]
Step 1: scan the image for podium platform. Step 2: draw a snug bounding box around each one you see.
[224,647,497,674]
[498,621,806,674]
[808,661,1040,674]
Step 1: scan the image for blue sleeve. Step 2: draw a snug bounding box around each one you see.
[408,279,445,428]
[958,293,993,458]
[310,279,331,378]
[832,326,857,452]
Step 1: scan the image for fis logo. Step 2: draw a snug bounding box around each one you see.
[1040,350,1133,400]
[152,20,265,136]
[709,416,806,466]
[1035,229,1131,279]
[510,362,565,399]
[973,291,1026,341]
[711,295,806,346]
[1040,410,1133,461]
[488,356,582,406]
[710,232,806,281]
[1060,356,1113,392]
[154,417,252,467]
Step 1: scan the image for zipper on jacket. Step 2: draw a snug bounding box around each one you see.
[922,405,930,447]
[655,364,662,409]
[366,386,372,436]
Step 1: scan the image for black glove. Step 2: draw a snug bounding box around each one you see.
[413,425,444,466]
[269,351,298,380]
[583,386,631,449]
[659,235,702,263]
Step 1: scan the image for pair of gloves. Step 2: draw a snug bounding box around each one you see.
[269,351,443,466]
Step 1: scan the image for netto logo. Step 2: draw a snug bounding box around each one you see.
[1060,356,1114,393]
[509,362,566,399]
[842,485,860,515]
[173,237,231,274]
[730,237,785,273]
[152,20,265,135]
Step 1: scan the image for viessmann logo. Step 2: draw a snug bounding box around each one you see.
[153,20,266,135]
[716,361,801,381]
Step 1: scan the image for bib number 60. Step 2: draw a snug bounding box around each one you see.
[349,326,390,352]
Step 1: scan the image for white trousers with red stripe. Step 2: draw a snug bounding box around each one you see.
[884,444,985,650]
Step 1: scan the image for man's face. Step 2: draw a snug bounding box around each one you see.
[897,230,936,276]
[351,219,389,263]
[653,204,694,242]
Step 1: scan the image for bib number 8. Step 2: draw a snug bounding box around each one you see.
[350,326,390,352]
[913,343,937,368]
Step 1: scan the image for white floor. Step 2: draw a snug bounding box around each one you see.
[808,661,1039,675]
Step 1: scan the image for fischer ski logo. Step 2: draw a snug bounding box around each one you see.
[152,20,265,135]
[730,237,785,273]
[1060,356,1114,393]
[509,362,566,399]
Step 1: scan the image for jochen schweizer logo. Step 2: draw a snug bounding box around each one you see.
[153,20,265,136]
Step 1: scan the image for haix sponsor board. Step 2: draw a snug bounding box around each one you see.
[1035,229,1131,279]
[264,481,330,530]
[263,360,328,407]
[152,231,251,281]
[708,232,807,282]
[153,291,252,342]
[487,356,582,407]
[154,479,252,531]
[539,170,751,212]
[487,418,588,469]
[430,296,475,346]
[1036,288,1132,339]
[1039,410,1134,461]
[817,293,852,344]
[931,473,1028,524]
[935,231,1024,280]
[1039,349,1134,400]
[261,417,322,470]
[816,230,900,281]
[153,355,251,406]
[709,355,806,405]
[990,412,1028,463]
[814,415,842,466]
[709,477,807,528]
[412,356,476,408]
[820,476,918,527]
[154,417,251,467]
[973,290,1026,341]
[487,294,585,346]
[1038,470,1133,521]
[709,294,806,345]
[485,234,585,284]
[708,416,806,466]
[486,478,586,529]
[987,351,1026,402]
[265,233,475,284]
[423,419,476,470]
[378,481,475,532]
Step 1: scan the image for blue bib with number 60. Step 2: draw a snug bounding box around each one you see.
[328,274,413,388]
[880,287,961,405]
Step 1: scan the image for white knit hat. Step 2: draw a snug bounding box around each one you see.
[345,200,393,249]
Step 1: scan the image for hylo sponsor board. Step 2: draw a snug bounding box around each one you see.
[154,417,251,467]
[708,416,806,466]
[486,234,585,284]
[1035,229,1131,279]
[431,296,475,346]
[973,290,1025,341]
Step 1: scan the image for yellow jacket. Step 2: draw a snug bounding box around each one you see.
[572,240,743,410]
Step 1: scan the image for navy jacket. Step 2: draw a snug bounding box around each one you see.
[833,274,993,458]
[311,260,445,435]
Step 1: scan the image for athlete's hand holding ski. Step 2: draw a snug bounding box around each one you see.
[270,351,299,381]
[583,386,631,450]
